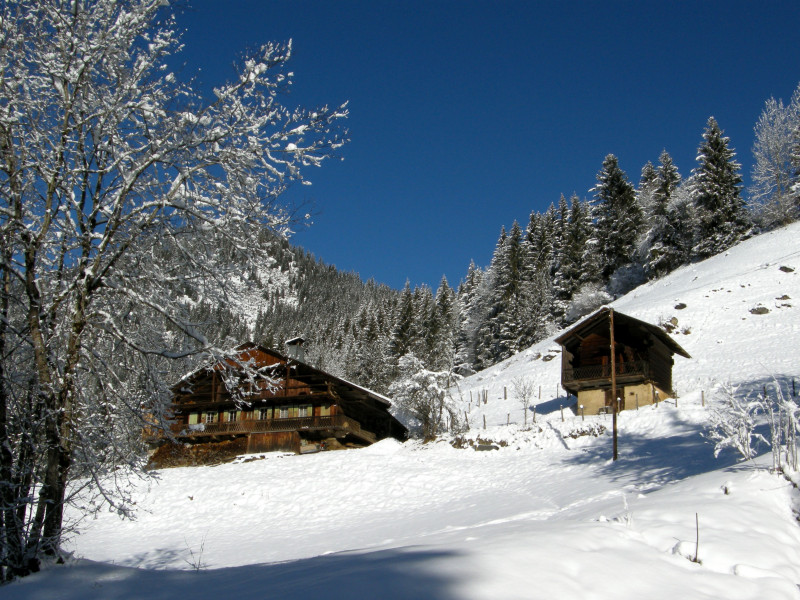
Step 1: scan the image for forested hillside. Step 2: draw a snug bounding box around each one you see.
[198,89,800,398]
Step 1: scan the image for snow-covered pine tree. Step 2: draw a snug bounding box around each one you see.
[430,277,458,372]
[391,282,416,361]
[691,117,750,258]
[637,161,660,220]
[644,151,687,279]
[348,305,393,394]
[474,224,523,369]
[591,155,643,281]
[561,195,593,307]
[550,195,571,321]
[453,261,485,375]
[412,284,436,364]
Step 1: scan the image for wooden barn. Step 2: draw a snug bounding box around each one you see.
[152,339,407,460]
[554,308,691,415]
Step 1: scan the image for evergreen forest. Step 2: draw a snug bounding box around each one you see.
[196,91,800,395]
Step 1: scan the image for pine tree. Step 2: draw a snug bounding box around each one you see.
[637,161,659,219]
[644,151,687,279]
[550,195,572,321]
[453,261,484,375]
[430,277,457,372]
[412,284,435,364]
[390,282,415,360]
[691,117,750,258]
[563,195,593,299]
[591,154,643,280]
[475,225,519,368]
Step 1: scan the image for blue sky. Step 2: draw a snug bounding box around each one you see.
[174,1,800,291]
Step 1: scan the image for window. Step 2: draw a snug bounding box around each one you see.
[258,408,270,421]
[227,410,237,422]
[298,405,312,418]
[278,406,289,419]
[204,411,217,424]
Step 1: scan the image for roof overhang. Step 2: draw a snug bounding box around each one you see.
[554,307,691,359]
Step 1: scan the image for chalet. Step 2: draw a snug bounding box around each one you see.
[554,308,690,415]
[156,339,407,458]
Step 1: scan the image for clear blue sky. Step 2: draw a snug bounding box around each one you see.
[174,0,800,291]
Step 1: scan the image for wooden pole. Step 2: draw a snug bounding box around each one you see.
[560,404,564,422]
[483,414,486,430]
[610,308,618,461]
[533,405,536,423]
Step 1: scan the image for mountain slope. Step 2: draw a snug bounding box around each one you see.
[5,223,800,600]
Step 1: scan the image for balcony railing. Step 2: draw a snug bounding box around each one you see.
[169,414,376,443]
[563,360,649,383]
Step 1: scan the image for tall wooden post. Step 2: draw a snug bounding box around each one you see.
[610,308,618,461]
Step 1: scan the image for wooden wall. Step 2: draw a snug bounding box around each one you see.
[246,431,301,454]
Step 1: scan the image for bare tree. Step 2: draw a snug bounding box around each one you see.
[512,376,535,428]
[751,84,800,227]
[706,383,766,462]
[388,354,462,440]
[0,0,347,578]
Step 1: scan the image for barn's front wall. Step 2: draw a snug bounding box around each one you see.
[577,382,675,415]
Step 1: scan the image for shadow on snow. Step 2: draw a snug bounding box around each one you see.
[558,373,800,487]
[5,547,466,600]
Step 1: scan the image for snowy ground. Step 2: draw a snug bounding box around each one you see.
[5,224,800,599]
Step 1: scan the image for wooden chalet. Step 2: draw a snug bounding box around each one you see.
[159,340,407,456]
[554,308,691,415]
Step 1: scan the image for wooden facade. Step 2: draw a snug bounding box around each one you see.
[155,342,407,457]
[554,308,690,415]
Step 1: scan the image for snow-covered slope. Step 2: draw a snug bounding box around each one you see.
[6,224,800,600]
[458,223,800,430]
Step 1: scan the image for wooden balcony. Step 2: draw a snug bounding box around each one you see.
[563,360,649,384]
[169,414,377,444]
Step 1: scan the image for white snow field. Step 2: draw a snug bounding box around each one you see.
[5,223,800,599]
